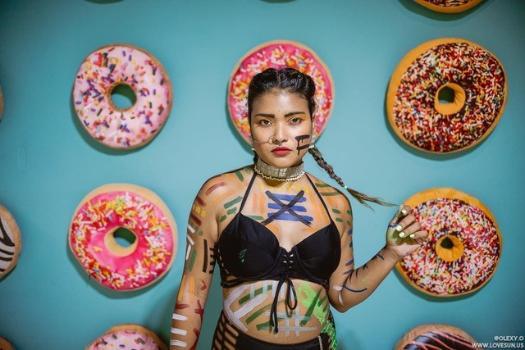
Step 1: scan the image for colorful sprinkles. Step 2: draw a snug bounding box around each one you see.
[228,41,334,144]
[69,189,175,291]
[72,45,172,149]
[398,195,501,296]
[390,40,506,153]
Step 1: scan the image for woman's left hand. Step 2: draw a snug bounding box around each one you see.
[385,204,429,261]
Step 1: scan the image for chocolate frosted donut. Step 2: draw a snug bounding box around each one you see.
[387,38,507,154]
[396,324,477,349]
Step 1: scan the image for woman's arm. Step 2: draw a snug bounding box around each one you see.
[169,179,221,350]
[327,195,425,312]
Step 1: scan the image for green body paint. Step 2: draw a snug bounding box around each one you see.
[235,170,244,182]
[297,284,329,325]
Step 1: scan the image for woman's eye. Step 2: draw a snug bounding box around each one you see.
[258,119,271,126]
[290,117,303,125]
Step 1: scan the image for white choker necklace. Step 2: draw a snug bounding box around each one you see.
[253,157,305,182]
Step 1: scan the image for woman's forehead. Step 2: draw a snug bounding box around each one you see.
[252,90,309,111]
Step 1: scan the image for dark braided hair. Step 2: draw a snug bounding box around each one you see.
[247,67,396,209]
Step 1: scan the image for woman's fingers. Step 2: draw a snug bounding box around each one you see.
[389,204,412,227]
[398,221,421,237]
[408,230,429,243]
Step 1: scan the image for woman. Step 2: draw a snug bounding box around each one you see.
[169,68,429,350]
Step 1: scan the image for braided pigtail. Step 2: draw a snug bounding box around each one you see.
[308,144,397,210]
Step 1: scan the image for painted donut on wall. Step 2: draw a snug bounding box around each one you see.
[414,0,483,14]
[72,44,173,150]
[86,324,167,350]
[395,324,477,349]
[0,204,22,279]
[228,40,334,145]
[396,188,502,297]
[69,184,177,291]
[387,38,507,154]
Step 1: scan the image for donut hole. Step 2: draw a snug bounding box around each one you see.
[109,83,137,111]
[434,83,466,116]
[104,227,138,257]
[114,227,136,247]
[438,86,455,104]
[435,234,464,262]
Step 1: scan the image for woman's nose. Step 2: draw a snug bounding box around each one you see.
[271,122,288,144]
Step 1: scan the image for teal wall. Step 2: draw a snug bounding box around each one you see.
[1,0,524,348]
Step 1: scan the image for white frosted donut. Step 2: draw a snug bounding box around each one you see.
[72,44,172,149]
[69,184,177,291]
[86,324,167,350]
[0,204,22,279]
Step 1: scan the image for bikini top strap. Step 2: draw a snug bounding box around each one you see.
[238,169,257,212]
[305,173,333,219]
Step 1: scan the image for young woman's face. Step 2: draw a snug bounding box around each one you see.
[250,89,314,168]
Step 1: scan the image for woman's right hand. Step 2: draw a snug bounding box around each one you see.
[385,205,429,261]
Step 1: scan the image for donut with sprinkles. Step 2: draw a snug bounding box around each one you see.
[414,0,483,14]
[87,324,167,350]
[395,324,477,349]
[72,44,172,149]
[69,184,177,291]
[0,204,22,279]
[387,38,507,154]
[396,188,502,297]
[228,40,334,145]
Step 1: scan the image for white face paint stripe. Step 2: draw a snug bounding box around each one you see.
[172,313,188,321]
[171,327,187,336]
[170,339,187,347]
[188,223,196,234]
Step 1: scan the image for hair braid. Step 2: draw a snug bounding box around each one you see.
[308,145,396,210]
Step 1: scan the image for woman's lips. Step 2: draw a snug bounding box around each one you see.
[271,147,292,156]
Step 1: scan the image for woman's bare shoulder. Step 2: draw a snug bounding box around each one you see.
[306,172,352,214]
[198,165,254,201]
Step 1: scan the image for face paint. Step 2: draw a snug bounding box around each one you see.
[295,134,311,154]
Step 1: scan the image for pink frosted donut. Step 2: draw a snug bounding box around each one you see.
[87,324,167,350]
[72,44,172,149]
[228,40,334,144]
[69,184,177,291]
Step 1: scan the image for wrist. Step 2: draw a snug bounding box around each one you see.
[383,245,403,263]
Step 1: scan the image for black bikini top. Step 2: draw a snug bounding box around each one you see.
[215,170,341,333]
